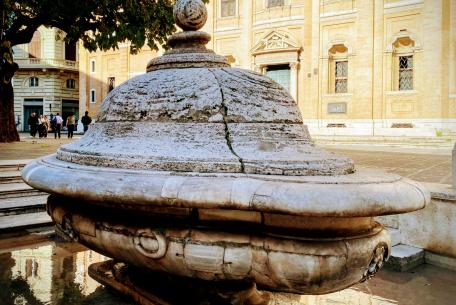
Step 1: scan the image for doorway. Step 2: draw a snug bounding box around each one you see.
[23,99,43,132]
[62,99,79,127]
[265,64,291,93]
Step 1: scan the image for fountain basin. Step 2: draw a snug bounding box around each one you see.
[20,0,430,301]
[22,154,428,295]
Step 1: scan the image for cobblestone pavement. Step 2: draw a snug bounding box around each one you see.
[0,134,451,184]
[326,147,451,185]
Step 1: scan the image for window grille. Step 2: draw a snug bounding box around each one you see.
[335,60,348,93]
[66,79,76,89]
[267,0,284,8]
[29,77,39,87]
[399,55,413,90]
[221,0,236,17]
[108,77,115,92]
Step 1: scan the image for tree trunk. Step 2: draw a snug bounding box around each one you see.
[0,61,20,142]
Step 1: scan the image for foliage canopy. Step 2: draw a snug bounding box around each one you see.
[1,0,176,53]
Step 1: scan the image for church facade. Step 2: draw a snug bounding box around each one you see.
[203,0,455,136]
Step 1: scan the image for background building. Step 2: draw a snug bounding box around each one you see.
[12,26,79,132]
[80,0,455,137]
[206,0,456,137]
[78,44,157,117]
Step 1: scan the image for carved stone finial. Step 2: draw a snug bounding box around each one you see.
[173,0,207,31]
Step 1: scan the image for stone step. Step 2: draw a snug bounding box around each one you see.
[314,135,455,149]
[385,244,424,272]
[0,170,23,184]
[0,182,43,199]
[0,160,30,171]
[0,211,53,231]
[0,195,48,216]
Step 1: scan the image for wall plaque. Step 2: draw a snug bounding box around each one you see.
[328,102,347,114]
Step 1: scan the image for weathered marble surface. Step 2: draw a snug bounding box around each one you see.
[48,197,390,295]
[23,155,427,217]
[56,66,354,175]
[21,0,430,298]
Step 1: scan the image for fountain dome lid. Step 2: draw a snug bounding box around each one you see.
[54,0,355,176]
[21,0,428,218]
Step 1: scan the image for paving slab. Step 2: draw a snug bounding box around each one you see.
[327,148,451,184]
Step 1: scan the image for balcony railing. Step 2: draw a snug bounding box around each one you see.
[15,58,79,71]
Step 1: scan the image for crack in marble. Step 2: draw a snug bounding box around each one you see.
[209,68,245,173]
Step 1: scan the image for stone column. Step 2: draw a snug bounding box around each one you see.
[289,62,299,100]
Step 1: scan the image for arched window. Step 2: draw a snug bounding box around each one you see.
[29,31,41,59]
[66,79,76,89]
[328,44,349,94]
[392,36,415,91]
[29,77,39,87]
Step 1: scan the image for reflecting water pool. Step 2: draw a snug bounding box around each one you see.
[0,232,455,305]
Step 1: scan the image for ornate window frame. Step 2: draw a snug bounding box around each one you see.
[326,41,352,94]
[251,30,301,99]
[386,30,422,92]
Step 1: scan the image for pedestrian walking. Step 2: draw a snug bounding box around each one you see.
[50,113,56,134]
[43,115,50,138]
[28,112,39,138]
[38,114,45,138]
[54,113,63,139]
[66,112,76,139]
[81,111,92,134]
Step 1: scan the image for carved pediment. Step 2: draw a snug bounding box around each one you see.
[252,30,300,55]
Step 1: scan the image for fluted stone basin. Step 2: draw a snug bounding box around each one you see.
[22,0,429,303]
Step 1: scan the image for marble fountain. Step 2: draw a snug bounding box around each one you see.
[22,0,429,304]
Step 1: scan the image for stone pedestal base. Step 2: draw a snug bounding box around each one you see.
[89,260,271,305]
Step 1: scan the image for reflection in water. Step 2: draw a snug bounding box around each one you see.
[0,236,454,305]
[0,238,135,305]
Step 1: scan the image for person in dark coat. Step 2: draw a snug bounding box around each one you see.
[81,111,92,134]
[27,112,39,138]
